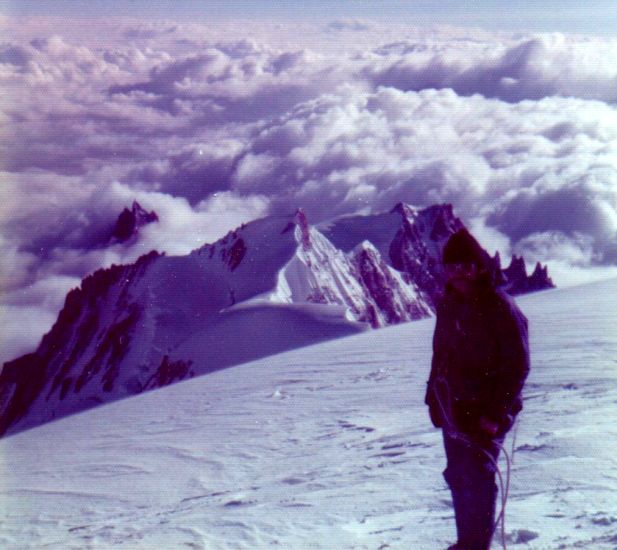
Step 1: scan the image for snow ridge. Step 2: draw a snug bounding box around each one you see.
[0,203,551,436]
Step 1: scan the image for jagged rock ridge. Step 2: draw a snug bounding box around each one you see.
[496,253,555,295]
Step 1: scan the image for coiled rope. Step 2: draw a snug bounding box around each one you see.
[433,377,514,550]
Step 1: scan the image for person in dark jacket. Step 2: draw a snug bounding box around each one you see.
[425,228,530,550]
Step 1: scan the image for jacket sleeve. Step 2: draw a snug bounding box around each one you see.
[486,297,530,429]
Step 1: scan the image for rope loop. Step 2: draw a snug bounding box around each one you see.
[433,377,513,550]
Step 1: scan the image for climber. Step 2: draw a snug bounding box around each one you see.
[425,228,530,550]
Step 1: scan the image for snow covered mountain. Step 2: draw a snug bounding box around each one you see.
[0,203,551,436]
[1,277,615,549]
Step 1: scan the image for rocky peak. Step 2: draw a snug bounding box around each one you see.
[426,204,461,241]
[504,255,527,280]
[112,201,159,243]
[503,255,555,295]
[293,208,311,250]
[529,262,554,291]
[350,241,429,327]
[531,261,551,282]
[390,202,419,221]
[389,203,465,307]
[279,209,312,251]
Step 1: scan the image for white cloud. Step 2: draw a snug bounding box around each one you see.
[3,17,617,361]
[365,34,617,103]
[0,304,59,365]
[515,231,597,266]
[0,275,81,364]
[468,217,512,259]
[119,183,270,256]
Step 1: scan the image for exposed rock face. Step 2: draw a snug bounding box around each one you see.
[388,203,465,308]
[0,203,554,436]
[322,202,468,311]
[112,201,159,242]
[497,253,555,295]
[0,250,160,436]
[280,214,427,328]
[350,241,430,327]
[527,262,555,292]
[142,356,195,391]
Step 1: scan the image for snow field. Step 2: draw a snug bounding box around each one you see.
[1,277,616,549]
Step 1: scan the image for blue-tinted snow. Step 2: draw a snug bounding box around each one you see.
[1,277,616,548]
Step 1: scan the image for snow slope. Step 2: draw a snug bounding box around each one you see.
[1,207,431,436]
[1,277,616,549]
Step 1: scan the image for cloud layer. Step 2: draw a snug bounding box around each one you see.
[2,18,617,362]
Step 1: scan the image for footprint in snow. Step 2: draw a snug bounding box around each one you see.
[515,443,551,452]
[281,476,307,485]
[224,499,257,507]
[503,529,539,544]
[338,420,375,433]
[351,368,389,383]
[370,449,407,459]
[590,514,617,526]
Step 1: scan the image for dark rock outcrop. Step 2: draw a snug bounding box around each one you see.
[499,254,555,295]
[350,242,430,327]
[112,201,158,243]
[388,203,465,308]
[0,251,160,435]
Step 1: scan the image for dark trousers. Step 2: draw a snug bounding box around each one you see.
[442,431,502,550]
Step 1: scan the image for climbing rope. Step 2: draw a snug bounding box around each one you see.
[433,377,514,550]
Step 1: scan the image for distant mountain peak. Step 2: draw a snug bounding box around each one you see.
[501,254,555,295]
[390,201,419,219]
[293,208,311,249]
[112,200,159,243]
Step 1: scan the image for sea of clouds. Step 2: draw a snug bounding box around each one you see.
[2,17,617,362]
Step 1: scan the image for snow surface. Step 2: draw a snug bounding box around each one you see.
[1,277,617,549]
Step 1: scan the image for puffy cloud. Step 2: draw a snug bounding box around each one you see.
[0,274,81,364]
[364,34,617,103]
[251,89,486,215]
[0,173,268,363]
[110,182,270,256]
[126,139,247,203]
[468,218,512,259]
[2,17,617,361]
[0,235,38,292]
[1,303,64,365]
[516,231,597,266]
[514,231,617,288]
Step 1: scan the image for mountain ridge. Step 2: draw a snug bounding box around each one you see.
[0,203,553,436]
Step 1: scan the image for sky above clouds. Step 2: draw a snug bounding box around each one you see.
[3,1,617,36]
[1,4,617,362]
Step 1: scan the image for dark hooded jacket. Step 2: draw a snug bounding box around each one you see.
[425,274,530,438]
